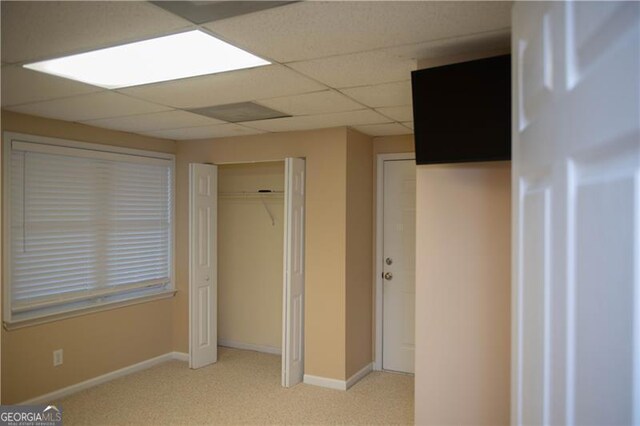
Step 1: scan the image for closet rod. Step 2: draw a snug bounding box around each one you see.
[219,190,284,197]
[218,190,282,226]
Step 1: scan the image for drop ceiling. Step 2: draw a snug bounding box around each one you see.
[0,1,511,140]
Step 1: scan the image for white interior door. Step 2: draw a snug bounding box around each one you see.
[513,2,639,425]
[382,159,416,373]
[282,157,305,387]
[189,163,218,369]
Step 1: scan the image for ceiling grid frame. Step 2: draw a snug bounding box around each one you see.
[1,1,512,139]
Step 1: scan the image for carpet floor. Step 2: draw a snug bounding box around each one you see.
[55,347,414,425]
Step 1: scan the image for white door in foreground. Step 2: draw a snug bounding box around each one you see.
[513,2,639,425]
[282,157,305,387]
[189,163,218,369]
[382,159,416,373]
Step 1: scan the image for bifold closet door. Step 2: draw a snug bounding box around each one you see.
[189,163,218,369]
[282,157,305,387]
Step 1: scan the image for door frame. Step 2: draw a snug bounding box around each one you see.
[188,158,306,387]
[374,152,415,371]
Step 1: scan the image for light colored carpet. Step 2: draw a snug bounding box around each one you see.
[55,347,414,425]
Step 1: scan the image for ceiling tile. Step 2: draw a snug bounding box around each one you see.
[142,124,264,140]
[1,66,103,107]
[257,90,363,116]
[289,49,417,89]
[82,110,224,133]
[405,29,511,65]
[352,123,413,137]
[289,28,510,90]
[119,65,325,109]
[1,2,511,137]
[376,106,414,122]
[1,1,192,64]
[7,92,171,122]
[242,109,390,132]
[205,1,511,62]
[341,81,412,108]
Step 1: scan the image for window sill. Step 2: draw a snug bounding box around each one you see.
[3,289,176,331]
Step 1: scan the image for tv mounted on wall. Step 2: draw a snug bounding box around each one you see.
[411,55,511,165]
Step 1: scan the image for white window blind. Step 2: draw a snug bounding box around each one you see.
[5,137,174,323]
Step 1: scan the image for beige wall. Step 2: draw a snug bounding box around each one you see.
[414,162,511,425]
[345,129,373,377]
[0,109,404,399]
[1,111,175,154]
[174,128,350,380]
[217,162,284,351]
[0,111,176,404]
[2,299,173,404]
[372,135,414,156]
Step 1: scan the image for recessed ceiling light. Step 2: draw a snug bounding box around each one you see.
[23,30,270,89]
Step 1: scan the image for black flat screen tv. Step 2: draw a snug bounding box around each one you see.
[411,55,511,165]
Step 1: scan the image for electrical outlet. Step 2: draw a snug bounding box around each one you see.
[53,349,63,366]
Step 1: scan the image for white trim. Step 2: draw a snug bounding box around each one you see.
[188,165,194,369]
[3,132,174,160]
[12,140,170,166]
[346,362,373,389]
[303,363,373,391]
[12,279,169,314]
[19,351,187,405]
[218,339,281,355]
[171,351,189,362]
[4,290,176,330]
[3,138,11,324]
[374,152,415,371]
[303,374,347,390]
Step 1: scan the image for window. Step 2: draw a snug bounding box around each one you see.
[3,133,174,324]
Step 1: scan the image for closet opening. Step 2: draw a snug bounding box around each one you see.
[188,158,306,388]
[218,161,285,357]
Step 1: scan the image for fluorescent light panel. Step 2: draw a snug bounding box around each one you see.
[24,30,270,89]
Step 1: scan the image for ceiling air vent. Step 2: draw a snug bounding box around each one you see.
[189,102,290,123]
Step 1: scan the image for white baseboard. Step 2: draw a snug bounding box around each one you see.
[171,351,189,362]
[346,363,373,389]
[18,350,369,404]
[218,338,281,355]
[20,351,187,405]
[303,374,347,390]
[303,362,373,391]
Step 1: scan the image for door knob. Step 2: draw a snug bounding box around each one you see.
[385,257,393,265]
[384,272,393,281]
